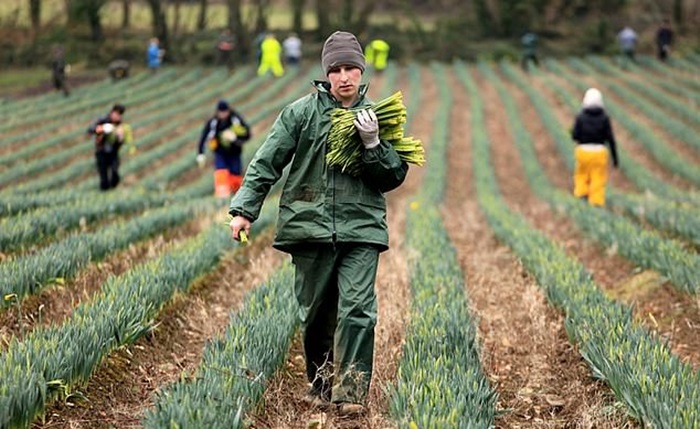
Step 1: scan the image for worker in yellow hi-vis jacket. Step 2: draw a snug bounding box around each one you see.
[571,88,619,207]
[257,33,284,77]
[364,39,390,72]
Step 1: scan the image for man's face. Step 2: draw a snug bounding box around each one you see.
[216,109,230,120]
[109,111,122,123]
[328,65,362,106]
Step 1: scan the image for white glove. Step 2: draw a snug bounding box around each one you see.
[101,123,114,134]
[221,129,237,143]
[354,109,380,149]
[196,154,206,168]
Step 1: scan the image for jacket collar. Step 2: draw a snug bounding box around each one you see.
[312,80,369,107]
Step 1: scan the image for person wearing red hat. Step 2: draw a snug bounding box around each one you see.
[196,100,251,198]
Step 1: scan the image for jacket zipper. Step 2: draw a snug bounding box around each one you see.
[329,93,349,252]
[331,167,337,251]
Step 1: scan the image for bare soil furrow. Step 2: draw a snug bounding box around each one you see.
[505,75,700,371]
[33,229,285,429]
[0,216,209,346]
[442,69,633,428]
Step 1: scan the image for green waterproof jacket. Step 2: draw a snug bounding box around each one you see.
[229,80,409,253]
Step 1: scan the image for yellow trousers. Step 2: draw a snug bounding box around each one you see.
[573,146,608,206]
[257,56,284,77]
[373,50,389,70]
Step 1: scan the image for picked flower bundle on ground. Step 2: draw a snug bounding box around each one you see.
[326,91,425,176]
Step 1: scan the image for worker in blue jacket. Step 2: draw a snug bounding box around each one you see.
[147,37,164,72]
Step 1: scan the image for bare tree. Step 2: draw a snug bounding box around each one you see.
[145,0,170,52]
[314,0,376,39]
[122,0,130,29]
[227,0,249,59]
[315,0,330,40]
[66,0,106,41]
[29,0,41,29]
[86,4,103,41]
[343,0,376,35]
[673,0,684,33]
[173,0,182,36]
[197,0,207,30]
[253,0,271,33]
[65,0,106,41]
[65,0,75,25]
[291,0,305,35]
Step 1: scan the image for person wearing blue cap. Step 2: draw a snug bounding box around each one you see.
[147,37,165,72]
[196,100,252,198]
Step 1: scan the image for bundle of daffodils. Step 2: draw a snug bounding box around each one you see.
[326,91,425,176]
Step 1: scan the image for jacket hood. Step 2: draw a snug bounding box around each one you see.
[582,107,605,116]
[582,88,604,109]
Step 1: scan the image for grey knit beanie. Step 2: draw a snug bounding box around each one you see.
[321,31,365,76]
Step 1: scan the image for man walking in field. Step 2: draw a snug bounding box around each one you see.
[617,26,638,68]
[520,31,539,72]
[87,104,134,191]
[656,19,674,62]
[51,45,70,97]
[216,29,236,69]
[229,30,408,417]
[283,32,303,66]
[196,100,252,198]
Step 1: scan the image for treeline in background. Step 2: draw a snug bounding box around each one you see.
[1,0,699,68]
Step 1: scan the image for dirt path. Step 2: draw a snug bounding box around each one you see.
[537,73,696,193]
[439,68,633,428]
[33,228,286,429]
[250,66,429,429]
[502,75,700,371]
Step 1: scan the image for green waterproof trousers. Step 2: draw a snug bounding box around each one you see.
[290,243,379,404]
